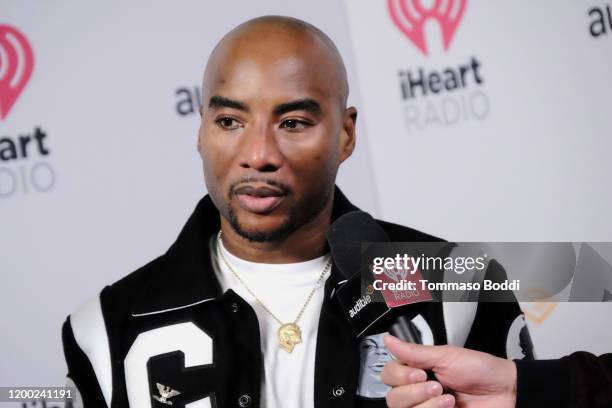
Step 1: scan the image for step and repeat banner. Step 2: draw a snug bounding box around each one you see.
[343,0,612,360]
[1,0,611,401]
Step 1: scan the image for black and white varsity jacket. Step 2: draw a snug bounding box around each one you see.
[62,187,533,408]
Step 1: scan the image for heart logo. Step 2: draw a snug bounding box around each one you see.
[387,0,467,55]
[383,265,409,283]
[0,24,34,120]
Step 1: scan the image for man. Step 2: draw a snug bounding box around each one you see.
[380,335,612,408]
[62,16,531,408]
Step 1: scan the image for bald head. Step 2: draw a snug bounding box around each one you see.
[197,16,357,245]
[202,15,349,109]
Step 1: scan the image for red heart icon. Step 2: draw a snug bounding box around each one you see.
[387,0,467,55]
[0,24,34,120]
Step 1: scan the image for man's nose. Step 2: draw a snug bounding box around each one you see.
[238,123,284,172]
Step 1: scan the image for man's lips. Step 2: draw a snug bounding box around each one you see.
[233,184,286,214]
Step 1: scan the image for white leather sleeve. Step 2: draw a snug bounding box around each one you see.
[70,293,113,406]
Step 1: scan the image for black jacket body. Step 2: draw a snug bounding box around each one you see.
[516,352,612,407]
[62,187,529,408]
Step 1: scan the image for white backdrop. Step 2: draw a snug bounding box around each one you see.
[1,0,611,400]
[343,0,612,359]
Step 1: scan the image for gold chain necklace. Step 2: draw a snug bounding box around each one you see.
[216,231,332,353]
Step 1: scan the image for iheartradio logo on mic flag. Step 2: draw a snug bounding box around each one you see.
[375,259,433,308]
[0,24,34,120]
[387,0,467,55]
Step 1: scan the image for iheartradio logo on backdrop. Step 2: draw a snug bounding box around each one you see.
[388,0,467,55]
[0,25,52,200]
[386,0,489,133]
[0,24,34,120]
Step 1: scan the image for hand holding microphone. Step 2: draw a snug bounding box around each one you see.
[327,212,612,407]
[327,211,457,407]
[381,334,517,408]
[327,212,516,407]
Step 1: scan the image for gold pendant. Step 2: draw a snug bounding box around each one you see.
[278,323,302,353]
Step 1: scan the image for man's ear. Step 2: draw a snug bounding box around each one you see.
[339,106,357,163]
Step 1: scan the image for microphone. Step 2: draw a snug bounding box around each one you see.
[327,211,440,381]
[327,211,435,339]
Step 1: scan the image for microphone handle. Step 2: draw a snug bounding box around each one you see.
[389,315,437,382]
[390,315,422,343]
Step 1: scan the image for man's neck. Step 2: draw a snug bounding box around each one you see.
[219,205,332,264]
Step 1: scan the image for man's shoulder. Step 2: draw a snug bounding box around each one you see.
[107,254,167,296]
[68,254,167,321]
[375,218,445,242]
[61,259,170,406]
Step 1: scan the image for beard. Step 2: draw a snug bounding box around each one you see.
[219,179,333,243]
[225,204,299,242]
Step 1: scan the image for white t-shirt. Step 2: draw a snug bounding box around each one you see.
[210,235,331,408]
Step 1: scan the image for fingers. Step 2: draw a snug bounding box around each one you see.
[381,359,428,386]
[386,381,454,408]
[382,336,458,407]
[384,334,455,370]
[413,394,456,408]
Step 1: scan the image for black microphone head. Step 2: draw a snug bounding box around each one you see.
[328,212,438,339]
[327,211,390,280]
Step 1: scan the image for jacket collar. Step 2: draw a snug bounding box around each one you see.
[131,185,360,316]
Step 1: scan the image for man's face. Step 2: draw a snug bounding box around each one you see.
[198,29,355,242]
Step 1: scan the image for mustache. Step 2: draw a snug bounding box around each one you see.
[228,177,291,197]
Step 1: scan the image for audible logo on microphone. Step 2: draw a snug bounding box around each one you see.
[387,0,490,133]
[349,294,372,318]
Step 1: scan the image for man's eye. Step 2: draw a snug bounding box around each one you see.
[215,117,241,129]
[280,119,310,131]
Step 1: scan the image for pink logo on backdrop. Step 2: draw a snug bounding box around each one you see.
[387,0,467,55]
[0,25,34,120]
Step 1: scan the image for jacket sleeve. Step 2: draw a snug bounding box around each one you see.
[462,259,535,360]
[515,352,612,408]
[62,316,108,407]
